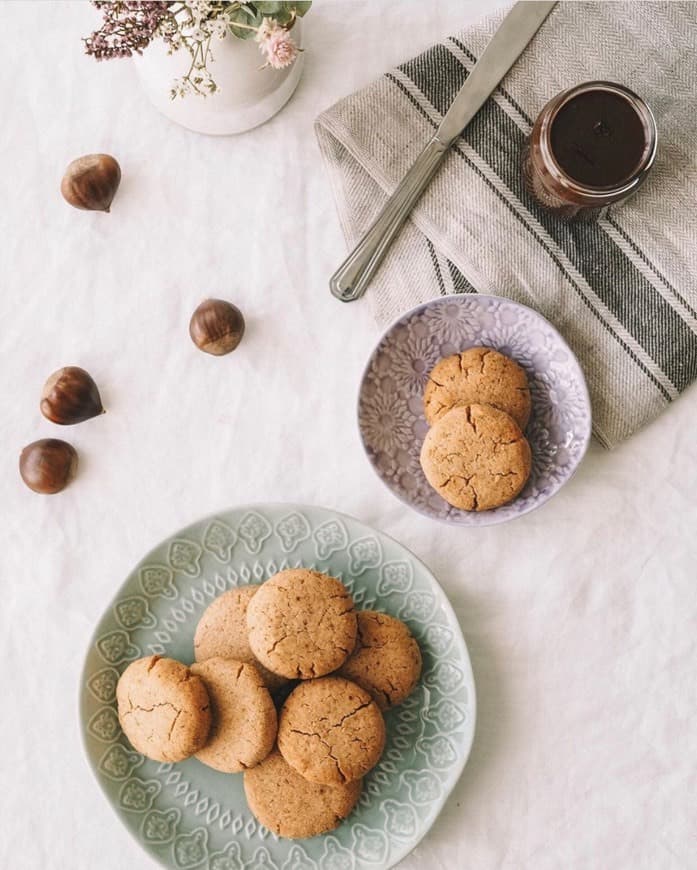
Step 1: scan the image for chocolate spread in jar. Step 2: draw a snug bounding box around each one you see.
[550,89,647,187]
[523,81,657,219]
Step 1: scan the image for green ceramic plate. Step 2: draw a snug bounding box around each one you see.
[80,504,475,870]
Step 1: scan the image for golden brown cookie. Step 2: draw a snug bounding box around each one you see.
[194,587,287,691]
[244,748,362,839]
[278,676,385,785]
[190,657,277,773]
[420,404,532,511]
[246,570,357,680]
[424,347,531,429]
[337,611,422,710]
[116,655,211,763]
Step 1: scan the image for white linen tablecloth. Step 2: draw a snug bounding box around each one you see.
[0,2,694,869]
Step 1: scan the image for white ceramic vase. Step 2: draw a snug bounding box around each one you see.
[133,22,304,135]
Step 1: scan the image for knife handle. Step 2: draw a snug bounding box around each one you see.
[329,136,449,303]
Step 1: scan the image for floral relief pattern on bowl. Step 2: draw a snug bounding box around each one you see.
[358,295,592,526]
[80,504,475,869]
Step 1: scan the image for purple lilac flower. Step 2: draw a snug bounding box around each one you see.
[84,1,174,60]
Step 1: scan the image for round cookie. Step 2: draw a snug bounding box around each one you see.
[244,748,362,839]
[337,611,422,710]
[420,404,531,511]
[278,676,385,785]
[246,570,357,680]
[117,655,211,763]
[190,657,277,773]
[424,347,531,429]
[194,587,287,691]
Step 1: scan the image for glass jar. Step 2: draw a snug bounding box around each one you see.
[523,81,657,220]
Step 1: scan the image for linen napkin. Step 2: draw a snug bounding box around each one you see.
[315,1,697,448]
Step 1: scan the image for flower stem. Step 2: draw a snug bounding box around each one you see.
[225,19,259,33]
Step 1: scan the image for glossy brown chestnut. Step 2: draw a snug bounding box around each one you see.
[189,299,246,356]
[19,439,78,494]
[40,366,104,425]
[61,153,121,212]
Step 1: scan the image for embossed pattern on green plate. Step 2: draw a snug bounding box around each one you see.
[80,504,476,869]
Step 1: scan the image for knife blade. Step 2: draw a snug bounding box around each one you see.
[329,1,557,302]
[437,1,556,145]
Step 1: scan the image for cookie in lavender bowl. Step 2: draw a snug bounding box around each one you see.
[358,294,591,526]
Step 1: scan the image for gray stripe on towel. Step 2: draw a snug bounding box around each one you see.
[399,45,697,393]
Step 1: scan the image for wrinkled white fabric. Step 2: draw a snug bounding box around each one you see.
[0,2,694,869]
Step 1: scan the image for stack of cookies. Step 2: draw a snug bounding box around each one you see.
[420,346,533,511]
[116,568,422,840]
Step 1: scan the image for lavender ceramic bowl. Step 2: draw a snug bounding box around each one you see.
[358,295,592,526]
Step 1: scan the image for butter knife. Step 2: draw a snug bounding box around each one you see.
[329,1,556,302]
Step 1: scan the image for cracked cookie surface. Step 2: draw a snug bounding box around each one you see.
[244,747,362,839]
[246,570,357,680]
[424,347,531,429]
[420,403,532,511]
[194,586,287,692]
[337,611,422,710]
[190,657,277,773]
[116,655,211,763]
[277,676,385,785]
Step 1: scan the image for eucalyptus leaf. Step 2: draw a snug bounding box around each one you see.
[274,9,293,26]
[272,1,312,26]
[228,6,260,39]
[244,6,264,26]
[292,1,312,16]
[228,25,257,39]
[255,1,284,14]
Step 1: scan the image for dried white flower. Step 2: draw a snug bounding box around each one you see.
[203,18,228,40]
[188,0,213,22]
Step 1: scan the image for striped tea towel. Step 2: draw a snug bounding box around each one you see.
[315,1,697,448]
